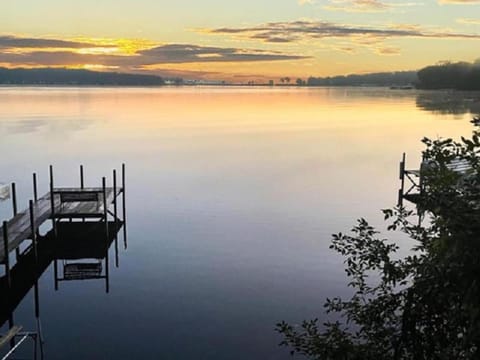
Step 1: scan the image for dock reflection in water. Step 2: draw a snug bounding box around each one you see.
[0,216,127,359]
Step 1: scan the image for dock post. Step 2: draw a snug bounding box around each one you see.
[11,183,21,259]
[121,164,127,249]
[105,246,110,294]
[32,201,41,341]
[33,173,38,202]
[121,163,126,221]
[80,165,86,222]
[53,212,59,291]
[80,165,84,189]
[3,221,11,289]
[115,233,119,268]
[398,153,406,207]
[29,200,38,261]
[34,280,40,319]
[11,183,17,216]
[49,165,56,234]
[54,259,59,291]
[113,169,118,222]
[102,177,109,238]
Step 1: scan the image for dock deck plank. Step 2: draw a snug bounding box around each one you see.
[0,187,122,264]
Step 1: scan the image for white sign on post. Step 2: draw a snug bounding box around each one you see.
[0,183,10,201]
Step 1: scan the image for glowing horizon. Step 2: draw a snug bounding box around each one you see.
[2,0,480,81]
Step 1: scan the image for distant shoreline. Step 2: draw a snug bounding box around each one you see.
[2,62,480,90]
[1,84,480,92]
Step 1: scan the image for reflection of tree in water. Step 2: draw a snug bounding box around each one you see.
[416,91,480,117]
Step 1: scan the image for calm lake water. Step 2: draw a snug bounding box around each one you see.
[0,87,478,359]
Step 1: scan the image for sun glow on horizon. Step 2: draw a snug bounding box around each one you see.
[1,0,480,81]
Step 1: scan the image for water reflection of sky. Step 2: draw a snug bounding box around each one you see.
[0,87,476,359]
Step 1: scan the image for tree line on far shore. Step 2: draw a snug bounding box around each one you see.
[1,59,480,90]
[0,68,165,86]
[304,59,480,90]
[416,60,480,90]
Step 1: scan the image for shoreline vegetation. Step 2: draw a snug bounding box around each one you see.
[277,126,480,359]
[0,59,479,90]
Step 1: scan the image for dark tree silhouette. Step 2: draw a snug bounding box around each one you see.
[417,61,480,90]
[0,67,165,86]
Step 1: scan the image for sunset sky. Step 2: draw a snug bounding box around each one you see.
[2,0,480,81]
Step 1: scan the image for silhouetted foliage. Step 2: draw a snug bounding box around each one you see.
[277,125,480,359]
[0,67,165,86]
[296,78,306,86]
[417,61,480,90]
[306,71,417,87]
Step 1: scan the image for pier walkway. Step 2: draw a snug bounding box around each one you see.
[0,164,125,271]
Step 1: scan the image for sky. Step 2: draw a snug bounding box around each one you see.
[1,0,480,81]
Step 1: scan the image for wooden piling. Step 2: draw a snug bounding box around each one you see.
[122,163,127,249]
[400,153,406,188]
[29,200,37,260]
[11,183,17,216]
[102,177,109,238]
[3,221,11,289]
[115,234,119,268]
[11,183,21,259]
[49,165,55,218]
[121,164,126,212]
[80,165,84,189]
[54,259,58,291]
[33,173,38,202]
[34,281,40,319]
[398,153,406,207]
[113,169,117,222]
[32,198,40,323]
[105,246,110,294]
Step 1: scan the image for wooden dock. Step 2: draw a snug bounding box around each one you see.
[0,164,126,284]
[398,153,473,206]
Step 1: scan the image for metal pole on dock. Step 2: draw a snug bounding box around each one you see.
[121,163,126,221]
[80,165,84,189]
[11,183,17,216]
[11,183,21,259]
[33,173,38,202]
[49,165,54,212]
[113,169,118,222]
[32,201,41,341]
[29,200,37,260]
[115,234,119,268]
[49,165,54,189]
[34,280,40,320]
[54,259,58,291]
[113,167,119,266]
[121,163,127,249]
[3,221,11,289]
[105,246,110,294]
[32,200,41,333]
[49,165,56,234]
[102,177,109,239]
[398,153,406,207]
